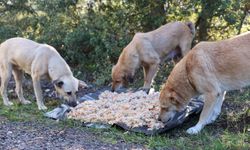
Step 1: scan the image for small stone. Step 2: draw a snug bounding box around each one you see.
[7,131,13,135]
[8,89,14,93]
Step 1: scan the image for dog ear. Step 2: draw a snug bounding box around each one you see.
[127,75,134,83]
[170,96,181,106]
[53,80,64,88]
[170,92,184,111]
[78,80,88,89]
[124,72,134,83]
[123,75,134,83]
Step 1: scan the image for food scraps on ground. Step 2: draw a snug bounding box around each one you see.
[67,90,164,130]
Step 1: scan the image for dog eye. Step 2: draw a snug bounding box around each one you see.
[169,97,175,101]
[67,92,72,95]
[161,107,169,111]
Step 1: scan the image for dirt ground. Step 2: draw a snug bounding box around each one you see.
[0,78,249,149]
[0,79,146,150]
[0,119,144,150]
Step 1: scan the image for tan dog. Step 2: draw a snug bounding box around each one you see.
[159,32,250,134]
[112,21,195,92]
[0,37,87,110]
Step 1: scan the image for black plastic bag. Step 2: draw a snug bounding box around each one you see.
[45,88,204,135]
[114,96,203,135]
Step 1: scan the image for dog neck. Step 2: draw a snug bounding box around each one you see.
[167,58,198,106]
[48,56,73,81]
[119,50,139,76]
[185,65,197,93]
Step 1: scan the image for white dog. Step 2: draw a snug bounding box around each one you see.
[0,37,87,110]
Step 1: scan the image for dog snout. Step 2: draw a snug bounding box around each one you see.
[111,83,122,92]
[111,85,115,92]
[67,101,78,107]
[160,113,174,123]
[111,82,115,92]
[157,116,162,122]
[158,116,171,123]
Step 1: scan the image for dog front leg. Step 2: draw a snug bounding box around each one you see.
[32,75,47,110]
[209,91,226,123]
[142,65,150,89]
[186,92,219,134]
[142,64,158,92]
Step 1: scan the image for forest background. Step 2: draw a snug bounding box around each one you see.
[0,0,249,87]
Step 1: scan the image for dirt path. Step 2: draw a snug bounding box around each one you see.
[0,80,145,150]
[0,118,144,150]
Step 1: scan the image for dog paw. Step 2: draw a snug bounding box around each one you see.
[4,101,13,106]
[21,100,31,105]
[186,126,201,135]
[137,87,150,94]
[38,105,48,110]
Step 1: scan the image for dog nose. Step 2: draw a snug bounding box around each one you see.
[157,117,162,122]
[111,89,115,92]
[67,101,78,107]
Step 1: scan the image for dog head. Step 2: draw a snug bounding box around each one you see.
[158,85,185,123]
[53,76,88,107]
[111,65,134,92]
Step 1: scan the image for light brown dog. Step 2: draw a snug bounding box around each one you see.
[112,21,195,92]
[0,37,87,110]
[159,31,250,134]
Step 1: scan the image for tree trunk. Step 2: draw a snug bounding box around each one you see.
[238,2,250,34]
[143,0,166,31]
[195,0,217,41]
[196,15,209,41]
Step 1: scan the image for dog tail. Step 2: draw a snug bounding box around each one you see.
[185,22,195,38]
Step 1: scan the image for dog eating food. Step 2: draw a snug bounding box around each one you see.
[159,31,250,134]
[111,21,195,93]
[68,90,165,130]
[0,37,88,110]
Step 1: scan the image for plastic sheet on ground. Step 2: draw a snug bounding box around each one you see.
[114,96,203,135]
[45,88,204,135]
[44,104,71,120]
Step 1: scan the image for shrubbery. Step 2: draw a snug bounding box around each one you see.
[0,0,249,86]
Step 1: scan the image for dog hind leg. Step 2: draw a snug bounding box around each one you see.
[0,63,13,106]
[12,68,31,105]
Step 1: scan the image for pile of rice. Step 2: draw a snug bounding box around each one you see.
[67,90,164,130]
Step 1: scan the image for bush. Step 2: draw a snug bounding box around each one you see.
[0,25,19,43]
[0,0,248,87]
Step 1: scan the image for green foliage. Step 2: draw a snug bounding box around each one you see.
[0,25,18,42]
[0,0,249,85]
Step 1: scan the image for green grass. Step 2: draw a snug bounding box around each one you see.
[0,89,249,150]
